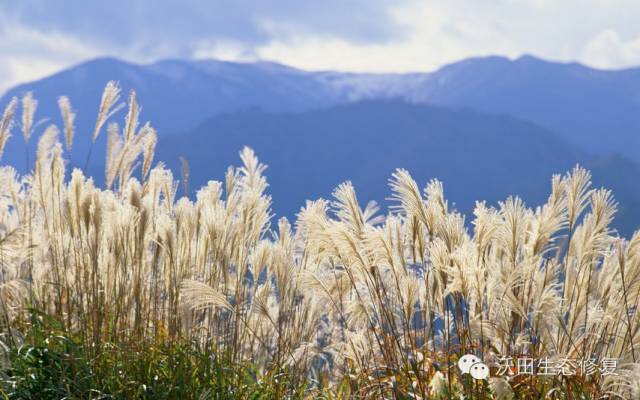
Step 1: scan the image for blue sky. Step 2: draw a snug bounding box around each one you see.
[2,0,640,93]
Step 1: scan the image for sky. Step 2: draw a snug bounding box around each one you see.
[2,0,640,93]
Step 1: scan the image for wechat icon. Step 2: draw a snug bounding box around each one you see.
[458,354,490,380]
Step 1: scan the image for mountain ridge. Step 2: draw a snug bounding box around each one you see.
[1,55,639,233]
[3,54,640,163]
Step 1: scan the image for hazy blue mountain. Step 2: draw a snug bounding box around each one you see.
[1,56,639,233]
[0,57,345,169]
[324,55,640,159]
[156,101,640,236]
[2,55,640,168]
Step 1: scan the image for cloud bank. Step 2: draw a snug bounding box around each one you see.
[2,0,640,93]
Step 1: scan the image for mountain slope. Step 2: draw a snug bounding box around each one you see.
[2,56,639,235]
[156,101,640,236]
[3,55,640,166]
[327,55,640,158]
[0,57,344,169]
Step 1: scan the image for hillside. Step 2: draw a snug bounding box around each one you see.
[0,57,344,168]
[3,55,640,168]
[156,101,640,236]
[2,56,639,233]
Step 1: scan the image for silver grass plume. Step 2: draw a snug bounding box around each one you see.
[0,97,17,160]
[564,166,592,231]
[123,91,140,143]
[36,125,59,165]
[389,168,431,232]
[105,122,122,188]
[21,92,37,142]
[34,125,60,180]
[140,123,157,178]
[57,96,75,151]
[92,81,123,142]
[179,156,190,195]
[180,280,232,311]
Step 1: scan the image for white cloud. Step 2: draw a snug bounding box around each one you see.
[0,20,101,93]
[3,0,640,93]
[250,1,640,73]
[192,40,257,63]
[581,29,640,69]
[255,2,525,73]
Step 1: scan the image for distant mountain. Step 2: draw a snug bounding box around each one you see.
[156,101,640,236]
[0,57,346,169]
[1,56,639,233]
[2,55,640,168]
[323,55,640,159]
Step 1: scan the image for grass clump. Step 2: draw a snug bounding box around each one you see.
[1,85,639,399]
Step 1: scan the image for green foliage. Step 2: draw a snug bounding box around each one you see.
[0,310,309,400]
[1,310,99,399]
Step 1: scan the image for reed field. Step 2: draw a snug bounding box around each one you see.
[0,83,639,399]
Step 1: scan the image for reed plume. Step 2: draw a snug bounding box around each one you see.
[57,96,75,151]
[0,98,17,160]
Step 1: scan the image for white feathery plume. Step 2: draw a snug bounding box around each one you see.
[180,280,232,311]
[57,96,75,151]
[239,146,268,193]
[332,181,366,234]
[92,81,123,142]
[0,97,17,160]
[36,125,59,166]
[563,166,593,231]
[140,123,157,178]
[389,168,429,228]
[123,90,140,142]
[21,92,37,142]
[105,122,122,188]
